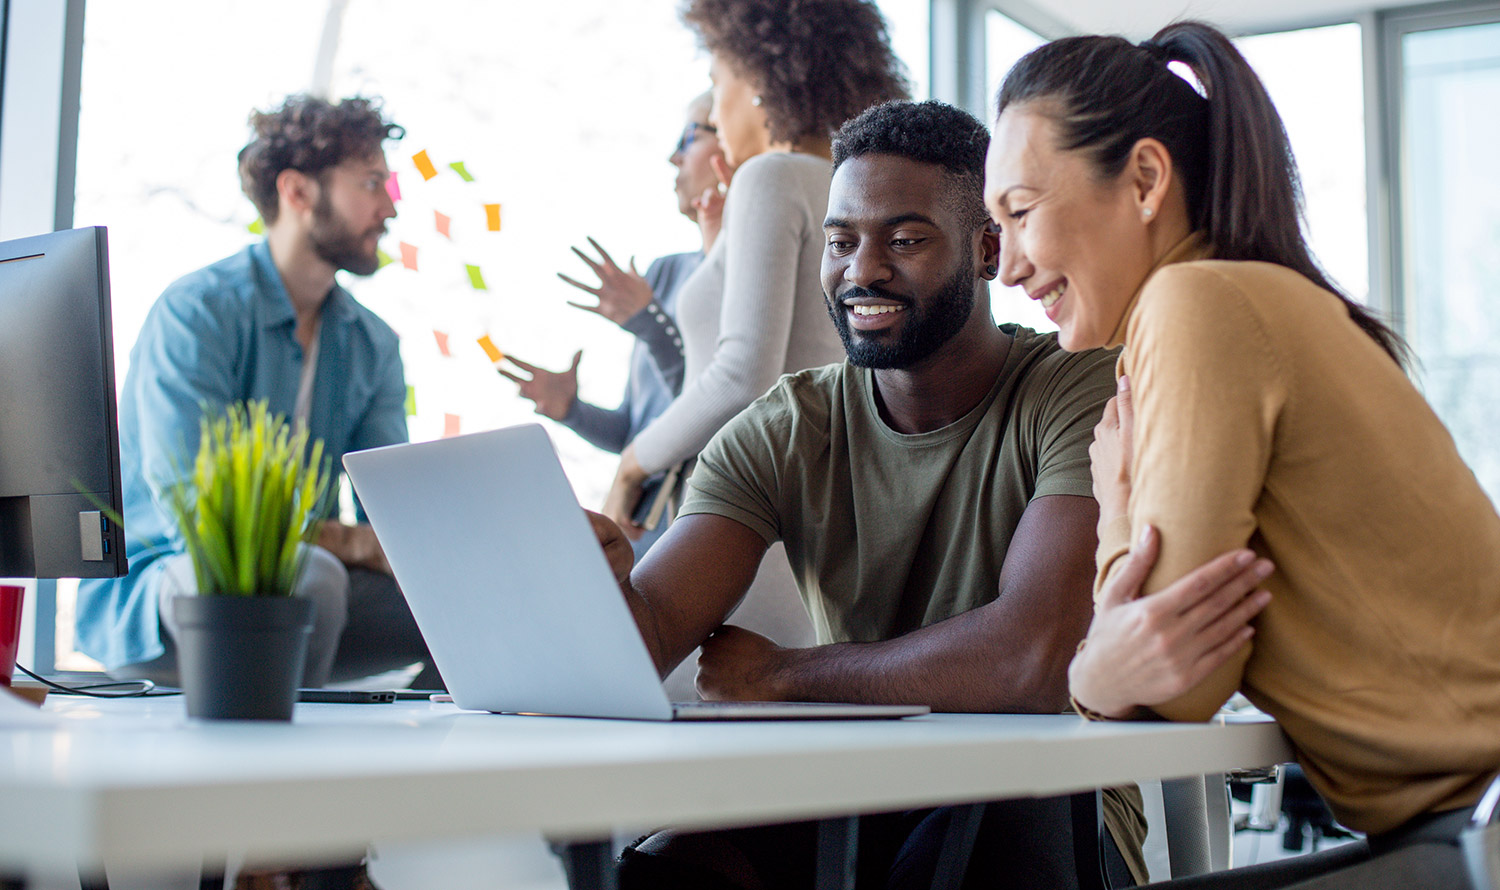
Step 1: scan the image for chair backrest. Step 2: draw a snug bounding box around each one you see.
[1153,774,1232,880]
[1462,775,1500,889]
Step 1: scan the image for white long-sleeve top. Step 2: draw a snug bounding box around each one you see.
[630,151,845,474]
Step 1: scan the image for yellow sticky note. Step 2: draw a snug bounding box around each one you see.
[434,210,452,239]
[466,264,487,291]
[247,217,265,235]
[476,335,504,364]
[404,385,417,417]
[449,161,475,182]
[376,248,394,270]
[484,203,502,232]
[443,413,461,438]
[412,150,438,181]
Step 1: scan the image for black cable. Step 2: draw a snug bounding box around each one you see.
[12,663,176,697]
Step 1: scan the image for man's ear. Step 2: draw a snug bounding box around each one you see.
[979,221,1000,280]
[1127,138,1174,220]
[275,168,318,221]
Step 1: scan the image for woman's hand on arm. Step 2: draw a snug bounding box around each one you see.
[1089,374,1134,532]
[1069,526,1275,719]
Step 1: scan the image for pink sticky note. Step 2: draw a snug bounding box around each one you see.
[434,211,452,239]
[385,172,402,203]
[433,330,451,357]
[443,413,461,438]
[399,241,418,271]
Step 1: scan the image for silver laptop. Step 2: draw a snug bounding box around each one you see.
[343,424,929,722]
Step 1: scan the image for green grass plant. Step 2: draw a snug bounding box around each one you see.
[163,400,331,597]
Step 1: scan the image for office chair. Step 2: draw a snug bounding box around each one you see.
[1462,774,1500,890]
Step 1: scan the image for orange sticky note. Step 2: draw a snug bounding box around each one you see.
[484,203,502,232]
[443,413,461,438]
[412,150,438,181]
[476,335,504,364]
[399,241,418,271]
[434,210,451,239]
[433,330,451,357]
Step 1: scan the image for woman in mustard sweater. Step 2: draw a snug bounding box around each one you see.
[985,20,1500,888]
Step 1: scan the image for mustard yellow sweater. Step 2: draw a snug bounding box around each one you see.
[1096,234,1500,834]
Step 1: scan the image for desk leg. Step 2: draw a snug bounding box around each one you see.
[560,841,617,890]
[815,816,859,890]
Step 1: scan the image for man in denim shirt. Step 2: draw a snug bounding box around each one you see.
[77,95,436,689]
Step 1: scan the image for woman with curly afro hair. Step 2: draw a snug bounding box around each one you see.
[602,0,910,539]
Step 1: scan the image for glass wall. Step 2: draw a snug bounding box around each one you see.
[983,9,1051,332]
[1398,17,1500,501]
[58,0,930,670]
[1238,25,1369,305]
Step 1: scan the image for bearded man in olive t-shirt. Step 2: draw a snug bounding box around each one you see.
[600,101,1150,890]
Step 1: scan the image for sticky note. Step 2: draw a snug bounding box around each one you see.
[433,330,451,357]
[385,172,402,203]
[448,161,475,182]
[443,413,461,438]
[484,203,502,232]
[466,264,488,291]
[376,248,394,270]
[434,210,451,239]
[476,335,504,364]
[412,150,438,181]
[404,385,417,417]
[247,218,265,235]
[399,242,418,271]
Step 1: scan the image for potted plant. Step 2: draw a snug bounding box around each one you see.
[163,399,331,720]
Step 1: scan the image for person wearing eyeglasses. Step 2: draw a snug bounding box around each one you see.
[599,0,911,541]
[500,92,724,554]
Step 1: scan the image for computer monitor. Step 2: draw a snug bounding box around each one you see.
[0,226,127,579]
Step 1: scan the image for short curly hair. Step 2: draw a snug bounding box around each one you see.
[682,0,910,145]
[237,95,404,224]
[832,100,992,231]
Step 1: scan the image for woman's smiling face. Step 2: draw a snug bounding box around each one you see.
[984,104,1160,352]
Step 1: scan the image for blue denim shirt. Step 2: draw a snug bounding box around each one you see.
[76,241,408,671]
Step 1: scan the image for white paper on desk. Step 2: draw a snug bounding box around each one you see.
[0,688,57,726]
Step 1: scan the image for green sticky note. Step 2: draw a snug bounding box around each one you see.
[466,264,488,291]
[448,161,475,182]
[404,385,417,417]
[247,217,265,235]
[376,248,394,270]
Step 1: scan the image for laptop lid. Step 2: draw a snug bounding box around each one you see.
[344,425,675,720]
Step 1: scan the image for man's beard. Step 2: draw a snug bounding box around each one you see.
[826,256,977,370]
[307,190,383,276]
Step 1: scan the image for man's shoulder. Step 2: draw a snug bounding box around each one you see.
[715,363,846,447]
[336,287,401,352]
[1004,325,1118,406]
[149,246,264,333]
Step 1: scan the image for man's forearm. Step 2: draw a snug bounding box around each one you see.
[761,606,1082,713]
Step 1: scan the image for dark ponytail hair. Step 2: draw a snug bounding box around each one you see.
[996,21,1408,365]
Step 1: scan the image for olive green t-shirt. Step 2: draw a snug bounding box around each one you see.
[679,325,1144,882]
[680,324,1118,645]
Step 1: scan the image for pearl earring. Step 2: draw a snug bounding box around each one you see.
[1142,207,1154,220]
[751,95,763,107]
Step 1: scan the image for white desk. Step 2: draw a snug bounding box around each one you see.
[0,696,1291,879]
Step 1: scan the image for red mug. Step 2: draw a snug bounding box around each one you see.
[0,585,23,687]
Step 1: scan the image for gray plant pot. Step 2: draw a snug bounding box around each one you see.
[173,594,314,721]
